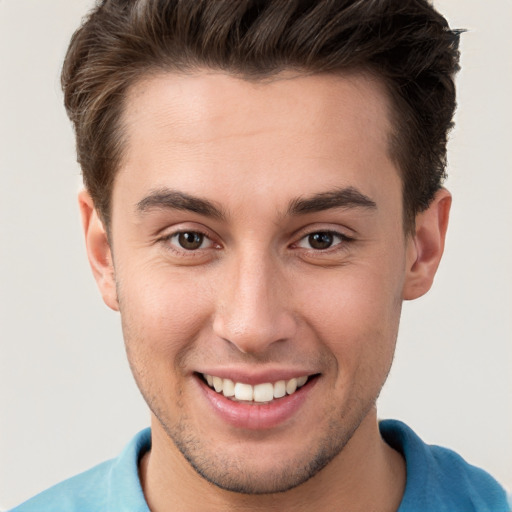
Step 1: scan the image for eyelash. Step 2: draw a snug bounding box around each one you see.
[160,229,217,256]
[159,228,354,255]
[294,230,354,252]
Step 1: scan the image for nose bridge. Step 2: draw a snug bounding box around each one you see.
[213,245,295,354]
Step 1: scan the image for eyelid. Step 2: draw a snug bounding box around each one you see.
[295,230,349,250]
[291,223,355,243]
[158,224,221,253]
[169,231,214,250]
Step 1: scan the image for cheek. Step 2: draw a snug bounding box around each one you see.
[117,267,214,372]
[294,264,403,375]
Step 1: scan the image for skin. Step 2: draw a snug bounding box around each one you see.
[80,71,451,511]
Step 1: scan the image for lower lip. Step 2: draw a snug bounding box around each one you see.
[197,376,317,430]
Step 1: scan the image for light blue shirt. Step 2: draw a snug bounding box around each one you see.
[10,420,510,512]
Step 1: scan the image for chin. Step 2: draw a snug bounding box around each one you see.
[157,407,368,495]
[177,441,338,495]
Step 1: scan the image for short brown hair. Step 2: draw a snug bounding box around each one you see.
[62,0,461,231]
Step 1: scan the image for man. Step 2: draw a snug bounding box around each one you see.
[10,0,510,511]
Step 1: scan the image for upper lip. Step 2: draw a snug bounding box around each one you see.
[196,368,318,385]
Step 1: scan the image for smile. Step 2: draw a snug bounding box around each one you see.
[202,373,309,403]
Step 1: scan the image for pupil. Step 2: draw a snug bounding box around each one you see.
[179,232,203,250]
[309,232,333,250]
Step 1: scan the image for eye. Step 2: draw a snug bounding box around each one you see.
[169,231,213,251]
[297,231,346,250]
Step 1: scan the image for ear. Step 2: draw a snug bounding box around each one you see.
[78,190,119,311]
[402,188,452,300]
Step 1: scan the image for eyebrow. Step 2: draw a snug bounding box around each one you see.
[135,186,376,220]
[287,187,377,215]
[136,189,226,220]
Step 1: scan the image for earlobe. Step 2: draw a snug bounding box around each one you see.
[403,188,452,301]
[78,190,119,311]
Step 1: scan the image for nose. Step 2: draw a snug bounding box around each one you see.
[212,250,297,355]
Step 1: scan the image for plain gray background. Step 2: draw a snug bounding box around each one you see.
[1,0,511,508]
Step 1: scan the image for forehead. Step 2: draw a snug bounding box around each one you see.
[115,70,399,214]
[122,69,392,148]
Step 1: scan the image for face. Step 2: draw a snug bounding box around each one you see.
[88,71,426,494]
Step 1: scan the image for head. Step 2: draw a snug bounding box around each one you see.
[63,0,460,234]
[65,0,460,499]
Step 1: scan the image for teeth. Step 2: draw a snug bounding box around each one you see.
[273,380,286,399]
[222,378,235,397]
[253,383,274,403]
[286,378,297,395]
[297,376,307,387]
[213,376,223,393]
[203,374,310,402]
[234,382,253,401]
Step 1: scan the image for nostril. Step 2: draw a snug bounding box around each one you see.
[212,311,297,356]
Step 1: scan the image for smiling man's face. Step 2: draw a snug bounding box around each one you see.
[81,70,447,496]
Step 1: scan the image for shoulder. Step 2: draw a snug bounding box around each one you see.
[8,460,114,512]
[380,419,510,512]
[9,429,151,512]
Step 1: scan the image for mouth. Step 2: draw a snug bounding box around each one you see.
[196,371,320,429]
[200,373,314,404]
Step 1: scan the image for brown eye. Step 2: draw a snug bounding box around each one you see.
[177,232,205,250]
[308,232,335,250]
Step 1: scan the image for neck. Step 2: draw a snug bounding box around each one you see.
[139,409,405,512]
